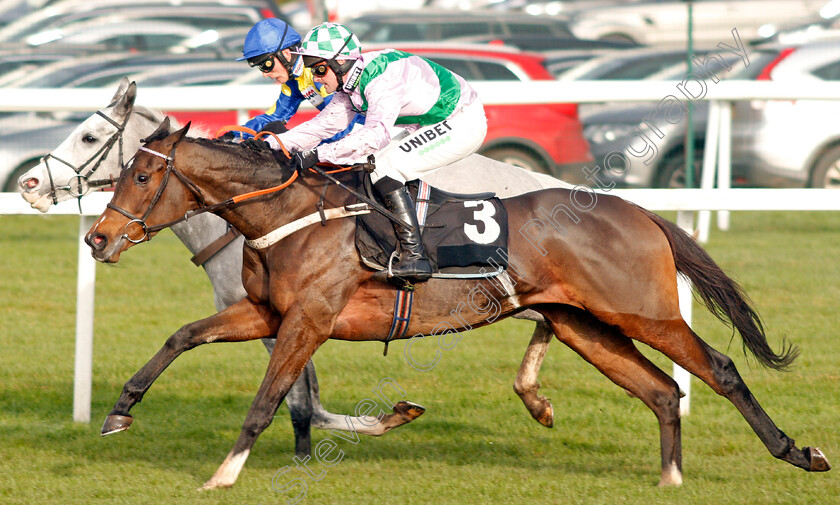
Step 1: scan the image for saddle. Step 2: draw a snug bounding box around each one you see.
[355,175,509,279]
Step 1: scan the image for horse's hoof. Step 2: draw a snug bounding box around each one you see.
[101,414,133,436]
[393,400,425,421]
[805,447,831,472]
[536,402,554,428]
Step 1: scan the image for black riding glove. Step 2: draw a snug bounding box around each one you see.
[241,139,272,152]
[292,149,319,177]
[262,120,288,134]
[218,131,236,141]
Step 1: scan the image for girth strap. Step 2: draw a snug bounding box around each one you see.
[383,286,414,356]
[190,226,242,266]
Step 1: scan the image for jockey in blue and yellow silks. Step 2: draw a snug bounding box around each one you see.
[229,18,362,141]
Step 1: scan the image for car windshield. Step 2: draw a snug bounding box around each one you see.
[728,49,784,79]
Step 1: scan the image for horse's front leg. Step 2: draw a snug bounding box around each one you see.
[101,298,280,435]
[200,313,330,490]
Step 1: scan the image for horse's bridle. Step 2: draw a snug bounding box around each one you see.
[104,137,393,246]
[42,110,129,208]
[106,144,208,244]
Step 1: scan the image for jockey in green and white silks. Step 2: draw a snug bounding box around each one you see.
[268,24,488,185]
[265,22,488,282]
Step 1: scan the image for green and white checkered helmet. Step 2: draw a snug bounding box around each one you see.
[294,22,361,61]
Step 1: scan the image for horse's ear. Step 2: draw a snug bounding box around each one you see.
[107,77,131,107]
[141,117,171,144]
[163,121,191,149]
[175,121,191,144]
[111,80,137,120]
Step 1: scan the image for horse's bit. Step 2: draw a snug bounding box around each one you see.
[42,110,129,208]
[106,144,208,244]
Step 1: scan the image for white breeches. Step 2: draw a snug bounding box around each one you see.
[369,99,487,184]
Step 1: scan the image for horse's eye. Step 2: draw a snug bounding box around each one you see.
[136,173,149,185]
[82,134,96,143]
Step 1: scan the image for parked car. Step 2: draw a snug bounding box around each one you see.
[0,0,281,43]
[541,49,617,78]
[0,45,108,87]
[25,20,211,52]
[581,39,840,189]
[233,42,593,177]
[487,0,640,16]
[167,27,250,55]
[567,0,827,47]
[558,47,729,81]
[753,9,840,45]
[0,0,45,28]
[455,33,640,53]
[345,10,573,44]
[730,40,840,188]
[580,50,745,188]
[2,51,237,88]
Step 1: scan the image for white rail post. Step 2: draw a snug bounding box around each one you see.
[73,215,97,423]
[236,108,249,126]
[716,101,732,231]
[697,100,722,243]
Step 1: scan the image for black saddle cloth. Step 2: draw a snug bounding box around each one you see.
[355,178,509,277]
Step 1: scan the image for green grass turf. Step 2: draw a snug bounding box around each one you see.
[0,211,837,504]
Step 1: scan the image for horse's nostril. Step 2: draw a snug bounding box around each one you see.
[85,233,107,250]
[24,178,39,189]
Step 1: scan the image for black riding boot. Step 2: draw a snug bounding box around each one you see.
[375,178,432,282]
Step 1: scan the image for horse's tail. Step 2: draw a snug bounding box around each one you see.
[638,206,798,371]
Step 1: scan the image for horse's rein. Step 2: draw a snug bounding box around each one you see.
[214,126,357,205]
[107,132,364,243]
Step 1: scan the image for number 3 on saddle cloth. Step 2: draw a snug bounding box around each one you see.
[355,179,510,354]
[356,179,510,279]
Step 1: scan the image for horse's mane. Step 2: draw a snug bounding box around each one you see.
[134,105,210,139]
[132,105,292,182]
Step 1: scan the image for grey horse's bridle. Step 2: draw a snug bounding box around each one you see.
[42,110,130,208]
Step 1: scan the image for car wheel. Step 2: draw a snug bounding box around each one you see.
[3,158,39,193]
[481,147,549,174]
[809,144,840,189]
[656,151,703,188]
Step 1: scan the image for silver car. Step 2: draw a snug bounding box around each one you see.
[567,0,827,47]
[582,39,840,189]
[731,39,840,188]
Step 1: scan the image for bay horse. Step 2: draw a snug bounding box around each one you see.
[85,120,829,490]
[17,79,425,456]
[19,79,566,454]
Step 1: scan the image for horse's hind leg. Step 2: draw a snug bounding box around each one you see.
[514,321,554,427]
[261,343,424,459]
[624,317,830,473]
[539,306,684,486]
[304,359,426,435]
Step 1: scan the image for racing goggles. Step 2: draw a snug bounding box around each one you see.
[311,63,330,77]
[248,53,277,73]
[302,56,330,77]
